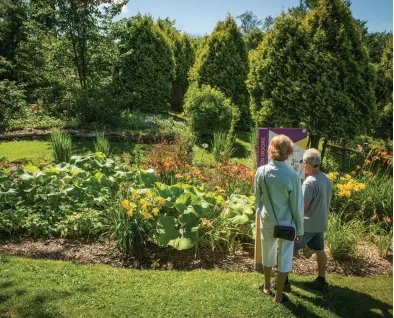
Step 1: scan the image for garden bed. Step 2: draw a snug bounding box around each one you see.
[0,236,391,276]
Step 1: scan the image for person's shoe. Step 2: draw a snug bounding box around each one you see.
[312,277,330,292]
[270,280,291,292]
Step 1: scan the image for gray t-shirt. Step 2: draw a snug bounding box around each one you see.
[302,172,332,233]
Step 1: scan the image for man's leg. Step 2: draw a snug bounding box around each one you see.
[316,249,327,278]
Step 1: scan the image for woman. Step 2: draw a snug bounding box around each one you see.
[254,134,304,304]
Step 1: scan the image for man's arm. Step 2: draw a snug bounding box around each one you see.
[304,200,311,214]
[302,181,313,215]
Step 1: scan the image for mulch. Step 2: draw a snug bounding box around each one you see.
[0,236,391,277]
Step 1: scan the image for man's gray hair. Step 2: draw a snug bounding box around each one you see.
[303,148,321,168]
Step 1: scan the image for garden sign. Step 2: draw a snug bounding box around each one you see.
[254,128,308,272]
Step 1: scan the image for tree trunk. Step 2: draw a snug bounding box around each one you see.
[321,138,328,169]
[310,135,321,150]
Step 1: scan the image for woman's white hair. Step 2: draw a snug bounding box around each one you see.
[303,148,321,168]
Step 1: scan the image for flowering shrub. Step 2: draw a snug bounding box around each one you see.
[203,164,255,197]
[144,137,193,184]
[113,182,255,258]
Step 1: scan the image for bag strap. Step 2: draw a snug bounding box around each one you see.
[262,165,293,225]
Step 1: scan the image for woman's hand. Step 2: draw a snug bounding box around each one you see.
[295,235,302,243]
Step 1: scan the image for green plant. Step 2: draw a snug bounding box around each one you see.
[94,131,110,156]
[212,132,227,162]
[189,15,250,128]
[325,213,365,259]
[107,197,151,260]
[50,129,72,164]
[368,221,393,258]
[114,14,175,112]
[184,83,239,137]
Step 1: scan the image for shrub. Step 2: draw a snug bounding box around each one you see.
[143,137,194,185]
[189,15,250,129]
[50,129,72,163]
[114,14,175,112]
[157,19,196,112]
[184,84,239,137]
[0,80,26,131]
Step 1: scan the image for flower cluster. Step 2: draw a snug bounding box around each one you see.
[121,189,166,219]
[336,174,366,197]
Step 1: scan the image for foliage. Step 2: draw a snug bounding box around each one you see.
[107,195,151,259]
[325,213,364,259]
[374,36,393,140]
[157,18,196,112]
[248,2,377,147]
[243,29,265,51]
[50,129,73,164]
[8,104,69,131]
[236,11,262,34]
[94,131,110,156]
[189,15,251,129]
[248,12,311,129]
[0,80,26,131]
[203,164,254,197]
[184,84,239,137]
[113,183,254,253]
[143,137,194,185]
[114,14,175,112]
[304,0,377,144]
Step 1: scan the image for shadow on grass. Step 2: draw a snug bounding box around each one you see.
[286,280,393,318]
[0,277,92,318]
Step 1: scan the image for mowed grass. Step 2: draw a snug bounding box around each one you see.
[0,255,392,318]
[0,132,253,168]
[0,140,139,167]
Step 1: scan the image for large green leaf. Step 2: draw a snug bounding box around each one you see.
[168,237,194,250]
[229,214,249,224]
[138,169,159,188]
[175,192,191,213]
[153,216,179,246]
[0,187,18,203]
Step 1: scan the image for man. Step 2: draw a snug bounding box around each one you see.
[280,148,332,292]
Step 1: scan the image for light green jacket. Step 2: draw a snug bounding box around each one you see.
[254,160,304,236]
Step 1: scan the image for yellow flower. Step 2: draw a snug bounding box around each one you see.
[143,212,153,219]
[343,182,354,191]
[131,189,140,199]
[140,199,147,205]
[175,173,184,179]
[146,191,152,197]
[354,183,366,191]
[122,200,130,210]
[127,209,134,216]
[327,172,339,181]
[157,197,166,206]
[153,207,160,216]
[338,190,352,198]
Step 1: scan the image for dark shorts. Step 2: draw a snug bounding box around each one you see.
[294,232,325,251]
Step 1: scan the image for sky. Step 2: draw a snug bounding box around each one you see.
[116,0,393,36]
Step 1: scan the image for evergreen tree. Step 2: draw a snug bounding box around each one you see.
[189,15,251,129]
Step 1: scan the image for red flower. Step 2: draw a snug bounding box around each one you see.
[385,216,391,224]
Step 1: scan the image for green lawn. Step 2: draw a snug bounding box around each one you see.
[0,131,253,168]
[0,140,138,167]
[0,255,392,318]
